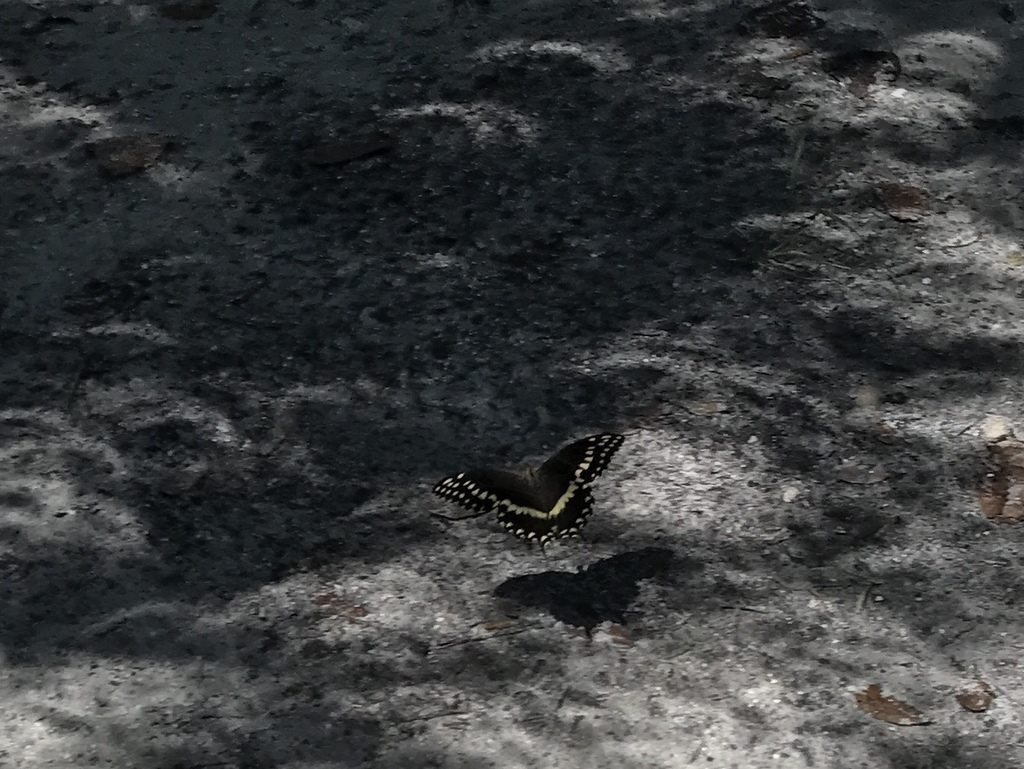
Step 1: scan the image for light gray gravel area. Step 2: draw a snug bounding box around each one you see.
[2,0,1024,767]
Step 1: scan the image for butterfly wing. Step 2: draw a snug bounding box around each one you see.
[537,433,625,487]
[496,486,595,545]
[432,469,540,515]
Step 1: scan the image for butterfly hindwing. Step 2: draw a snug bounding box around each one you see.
[496,486,595,545]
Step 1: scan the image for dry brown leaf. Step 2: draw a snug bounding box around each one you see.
[979,487,1008,519]
[90,134,169,177]
[836,461,887,485]
[979,437,1024,523]
[854,684,932,726]
[956,682,995,713]
[607,624,635,647]
[312,593,368,621]
[877,182,928,222]
[160,0,218,21]
[304,134,395,167]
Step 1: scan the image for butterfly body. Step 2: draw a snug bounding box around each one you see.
[432,433,624,545]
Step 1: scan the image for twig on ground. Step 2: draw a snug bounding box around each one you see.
[856,582,883,612]
[431,624,540,651]
[397,710,471,724]
[939,234,982,250]
[939,624,978,647]
[955,418,982,437]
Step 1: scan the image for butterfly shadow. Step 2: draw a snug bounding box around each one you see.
[492,547,687,634]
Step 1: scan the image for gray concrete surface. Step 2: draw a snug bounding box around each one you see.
[2,0,1023,766]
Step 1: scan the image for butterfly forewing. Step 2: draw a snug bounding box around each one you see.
[432,469,538,514]
[537,433,625,487]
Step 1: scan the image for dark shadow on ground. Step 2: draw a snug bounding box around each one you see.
[493,546,679,631]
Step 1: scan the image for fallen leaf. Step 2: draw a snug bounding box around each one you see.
[877,182,928,222]
[956,682,995,712]
[979,483,1006,519]
[979,437,1024,523]
[160,0,218,21]
[313,593,368,620]
[607,624,635,647]
[855,684,932,726]
[303,134,395,167]
[836,461,887,485]
[89,134,169,177]
[1007,249,1024,267]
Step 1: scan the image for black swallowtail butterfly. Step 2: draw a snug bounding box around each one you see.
[432,433,625,545]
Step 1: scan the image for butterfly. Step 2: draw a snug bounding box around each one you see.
[432,433,625,545]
